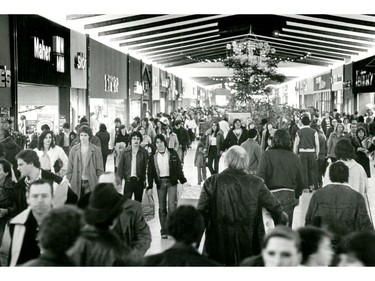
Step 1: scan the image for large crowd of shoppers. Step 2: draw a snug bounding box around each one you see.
[0,105,374,267]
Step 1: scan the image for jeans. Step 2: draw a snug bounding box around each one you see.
[299,152,316,188]
[197,166,207,184]
[124,177,145,202]
[157,178,177,235]
[207,146,220,175]
[102,154,108,172]
[177,147,185,164]
[272,190,298,227]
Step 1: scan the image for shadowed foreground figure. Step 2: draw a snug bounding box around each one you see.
[144,205,219,266]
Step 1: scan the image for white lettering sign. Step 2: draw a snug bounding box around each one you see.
[356,70,374,87]
[104,74,119,93]
[75,52,86,70]
[33,37,51,61]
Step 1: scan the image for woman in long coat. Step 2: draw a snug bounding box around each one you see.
[197,145,286,266]
[66,125,104,200]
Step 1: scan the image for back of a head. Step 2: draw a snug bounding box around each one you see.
[334,138,355,161]
[225,145,249,172]
[63,122,70,130]
[248,128,257,139]
[297,226,333,265]
[329,161,349,183]
[80,117,88,124]
[338,231,375,266]
[16,149,41,169]
[301,115,310,126]
[167,205,205,245]
[273,128,292,150]
[38,206,83,254]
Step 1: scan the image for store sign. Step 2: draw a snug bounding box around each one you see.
[33,37,51,61]
[74,52,86,70]
[53,36,65,73]
[133,81,143,94]
[332,74,343,83]
[0,65,11,88]
[104,74,119,93]
[355,70,374,88]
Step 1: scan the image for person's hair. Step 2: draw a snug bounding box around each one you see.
[232,118,241,127]
[154,134,168,148]
[79,117,88,123]
[297,226,333,265]
[262,226,301,251]
[0,159,12,180]
[41,124,50,131]
[16,149,41,169]
[62,123,70,129]
[248,128,258,139]
[301,115,310,126]
[0,142,5,157]
[329,161,349,183]
[1,129,10,138]
[338,231,375,266]
[133,117,141,125]
[356,127,367,139]
[225,145,248,172]
[334,138,355,160]
[165,124,173,133]
[130,131,143,143]
[334,123,345,134]
[272,128,292,150]
[78,125,93,138]
[137,126,145,133]
[28,178,54,196]
[210,121,220,137]
[141,117,149,128]
[37,130,56,150]
[38,205,83,254]
[357,116,364,123]
[174,119,182,126]
[114,118,121,124]
[99,123,107,132]
[167,205,205,245]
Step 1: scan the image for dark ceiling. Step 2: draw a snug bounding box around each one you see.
[65,14,375,85]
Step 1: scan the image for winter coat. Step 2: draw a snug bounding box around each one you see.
[223,128,248,150]
[194,141,206,167]
[241,138,262,174]
[257,147,306,198]
[33,145,69,176]
[113,199,152,258]
[68,225,132,266]
[58,131,77,147]
[205,129,224,156]
[173,127,190,151]
[164,133,179,151]
[95,130,111,156]
[305,183,373,246]
[21,252,76,266]
[323,159,369,199]
[1,137,21,179]
[66,143,104,199]
[144,242,220,266]
[117,147,148,182]
[321,117,333,136]
[147,148,187,190]
[327,132,346,158]
[197,168,284,266]
[69,135,102,153]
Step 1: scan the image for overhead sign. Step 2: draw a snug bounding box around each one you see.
[104,74,119,93]
[0,65,11,88]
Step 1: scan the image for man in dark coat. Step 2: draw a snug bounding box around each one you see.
[0,129,21,179]
[305,161,374,248]
[12,150,77,217]
[197,145,287,266]
[321,111,333,137]
[58,122,77,156]
[144,205,219,266]
[173,119,190,164]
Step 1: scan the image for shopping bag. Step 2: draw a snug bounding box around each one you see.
[142,192,155,222]
[262,208,275,234]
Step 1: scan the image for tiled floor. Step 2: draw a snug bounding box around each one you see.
[105,142,375,257]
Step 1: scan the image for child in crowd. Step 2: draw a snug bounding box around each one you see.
[194,136,207,185]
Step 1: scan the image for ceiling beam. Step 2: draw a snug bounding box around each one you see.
[84,14,165,29]
[66,14,103,20]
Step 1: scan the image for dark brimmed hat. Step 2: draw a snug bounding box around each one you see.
[85,183,125,225]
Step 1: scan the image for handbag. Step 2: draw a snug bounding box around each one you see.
[142,192,155,222]
[53,159,63,173]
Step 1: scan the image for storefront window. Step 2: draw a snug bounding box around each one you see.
[90,98,126,135]
[70,88,86,130]
[18,84,59,134]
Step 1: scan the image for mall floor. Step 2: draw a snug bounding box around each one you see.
[105,141,375,257]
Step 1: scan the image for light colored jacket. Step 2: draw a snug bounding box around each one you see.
[66,143,104,198]
[34,145,69,176]
[241,138,263,174]
[0,208,31,266]
[164,133,179,151]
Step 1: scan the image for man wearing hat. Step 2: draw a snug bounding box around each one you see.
[241,128,263,175]
[68,183,133,266]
